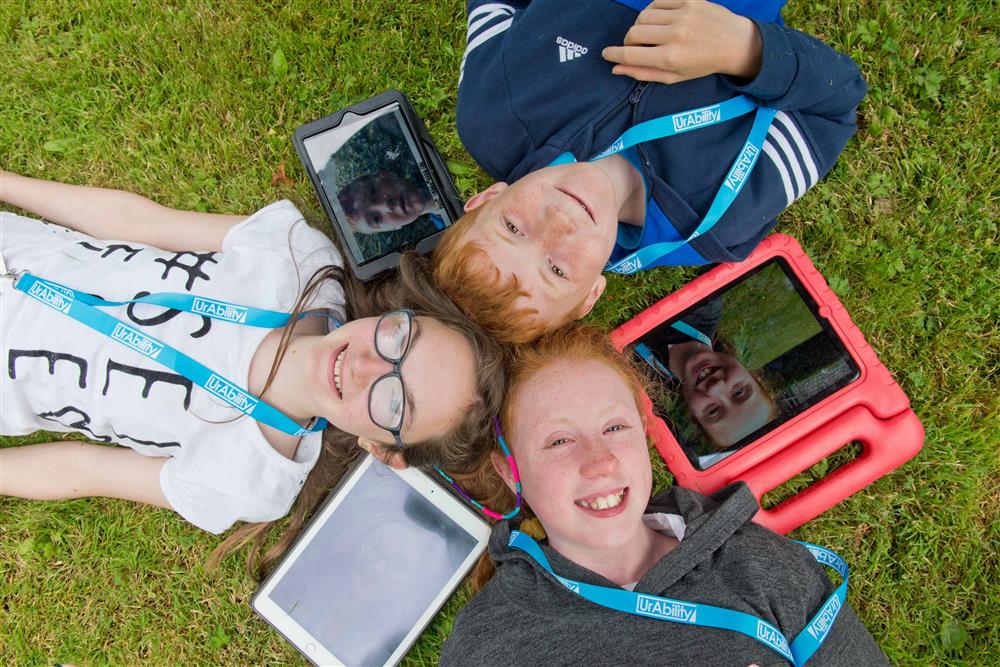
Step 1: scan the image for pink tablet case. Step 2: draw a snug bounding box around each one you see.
[611,234,924,533]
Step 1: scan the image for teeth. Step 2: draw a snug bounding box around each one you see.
[333,349,346,393]
[576,490,625,511]
[697,366,715,382]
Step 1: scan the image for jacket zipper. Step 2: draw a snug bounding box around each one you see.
[630,83,654,187]
[591,82,640,139]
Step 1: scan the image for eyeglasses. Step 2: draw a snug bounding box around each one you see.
[435,417,523,521]
[368,309,415,448]
[369,314,522,520]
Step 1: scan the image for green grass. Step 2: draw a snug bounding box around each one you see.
[1,0,997,664]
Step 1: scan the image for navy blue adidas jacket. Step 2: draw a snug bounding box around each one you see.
[456,0,867,267]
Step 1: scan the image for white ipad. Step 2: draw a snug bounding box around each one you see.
[252,454,491,666]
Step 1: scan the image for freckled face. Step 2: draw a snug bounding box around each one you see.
[507,358,653,558]
[460,163,619,324]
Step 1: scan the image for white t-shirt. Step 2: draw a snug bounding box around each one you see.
[622,513,687,592]
[1,201,345,533]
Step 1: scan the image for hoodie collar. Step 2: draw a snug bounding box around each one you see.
[488,482,760,612]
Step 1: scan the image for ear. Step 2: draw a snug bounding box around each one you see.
[358,437,408,470]
[491,449,517,493]
[574,274,607,319]
[464,182,508,212]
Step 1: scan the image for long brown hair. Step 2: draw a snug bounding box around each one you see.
[209,246,509,580]
[467,323,652,592]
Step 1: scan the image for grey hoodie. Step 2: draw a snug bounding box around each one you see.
[440,483,888,667]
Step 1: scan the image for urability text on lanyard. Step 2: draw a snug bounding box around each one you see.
[6,271,334,437]
[508,530,848,666]
[549,95,777,275]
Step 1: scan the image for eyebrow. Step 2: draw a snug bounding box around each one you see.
[402,319,421,431]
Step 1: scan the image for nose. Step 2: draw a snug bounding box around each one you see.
[579,435,618,479]
[351,345,393,388]
[538,205,577,243]
[704,379,737,407]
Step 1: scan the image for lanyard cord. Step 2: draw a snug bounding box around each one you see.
[507,530,848,666]
[10,271,329,437]
[633,321,712,381]
[548,95,776,274]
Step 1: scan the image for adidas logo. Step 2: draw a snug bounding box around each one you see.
[557,36,588,62]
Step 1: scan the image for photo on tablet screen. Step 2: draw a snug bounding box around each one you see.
[267,461,477,666]
[633,259,860,471]
[301,103,451,266]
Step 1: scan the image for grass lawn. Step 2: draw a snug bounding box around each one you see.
[1,0,997,664]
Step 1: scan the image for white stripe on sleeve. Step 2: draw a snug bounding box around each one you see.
[468,2,515,25]
[763,140,795,206]
[775,111,819,186]
[468,7,513,38]
[459,16,514,85]
[767,125,806,197]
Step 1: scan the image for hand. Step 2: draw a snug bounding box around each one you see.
[602,0,763,85]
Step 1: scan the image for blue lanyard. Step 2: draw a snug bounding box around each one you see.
[11,271,329,437]
[548,95,776,274]
[633,321,711,380]
[669,320,712,347]
[634,342,672,379]
[508,530,848,666]
[45,284,301,327]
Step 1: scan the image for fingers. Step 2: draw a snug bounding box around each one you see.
[637,0,706,23]
[602,44,675,68]
[624,24,669,46]
[633,8,677,27]
[609,64,684,85]
[646,0,697,10]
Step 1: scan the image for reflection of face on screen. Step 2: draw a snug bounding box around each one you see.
[302,104,452,266]
[269,462,477,666]
[337,170,436,233]
[672,346,777,447]
[634,260,859,470]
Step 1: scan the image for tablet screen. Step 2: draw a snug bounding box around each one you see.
[265,461,479,666]
[634,258,860,470]
[301,103,452,266]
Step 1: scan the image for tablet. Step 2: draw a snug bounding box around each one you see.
[634,257,860,471]
[613,234,923,533]
[294,90,463,281]
[252,455,491,666]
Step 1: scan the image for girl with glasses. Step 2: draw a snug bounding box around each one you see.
[441,324,886,666]
[0,170,505,573]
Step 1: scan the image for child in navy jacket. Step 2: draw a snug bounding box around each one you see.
[432,0,866,343]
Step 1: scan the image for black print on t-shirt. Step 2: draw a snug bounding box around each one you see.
[126,291,211,338]
[38,406,112,443]
[8,349,88,388]
[154,251,219,290]
[37,405,179,449]
[113,430,180,449]
[78,240,143,262]
[103,359,193,410]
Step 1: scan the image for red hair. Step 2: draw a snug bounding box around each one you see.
[432,207,581,344]
[467,323,652,592]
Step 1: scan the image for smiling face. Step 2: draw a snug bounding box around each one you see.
[338,171,435,234]
[304,315,476,447]
[457,162,620,326]
[505,357,653,560]
[678,349,776,448]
